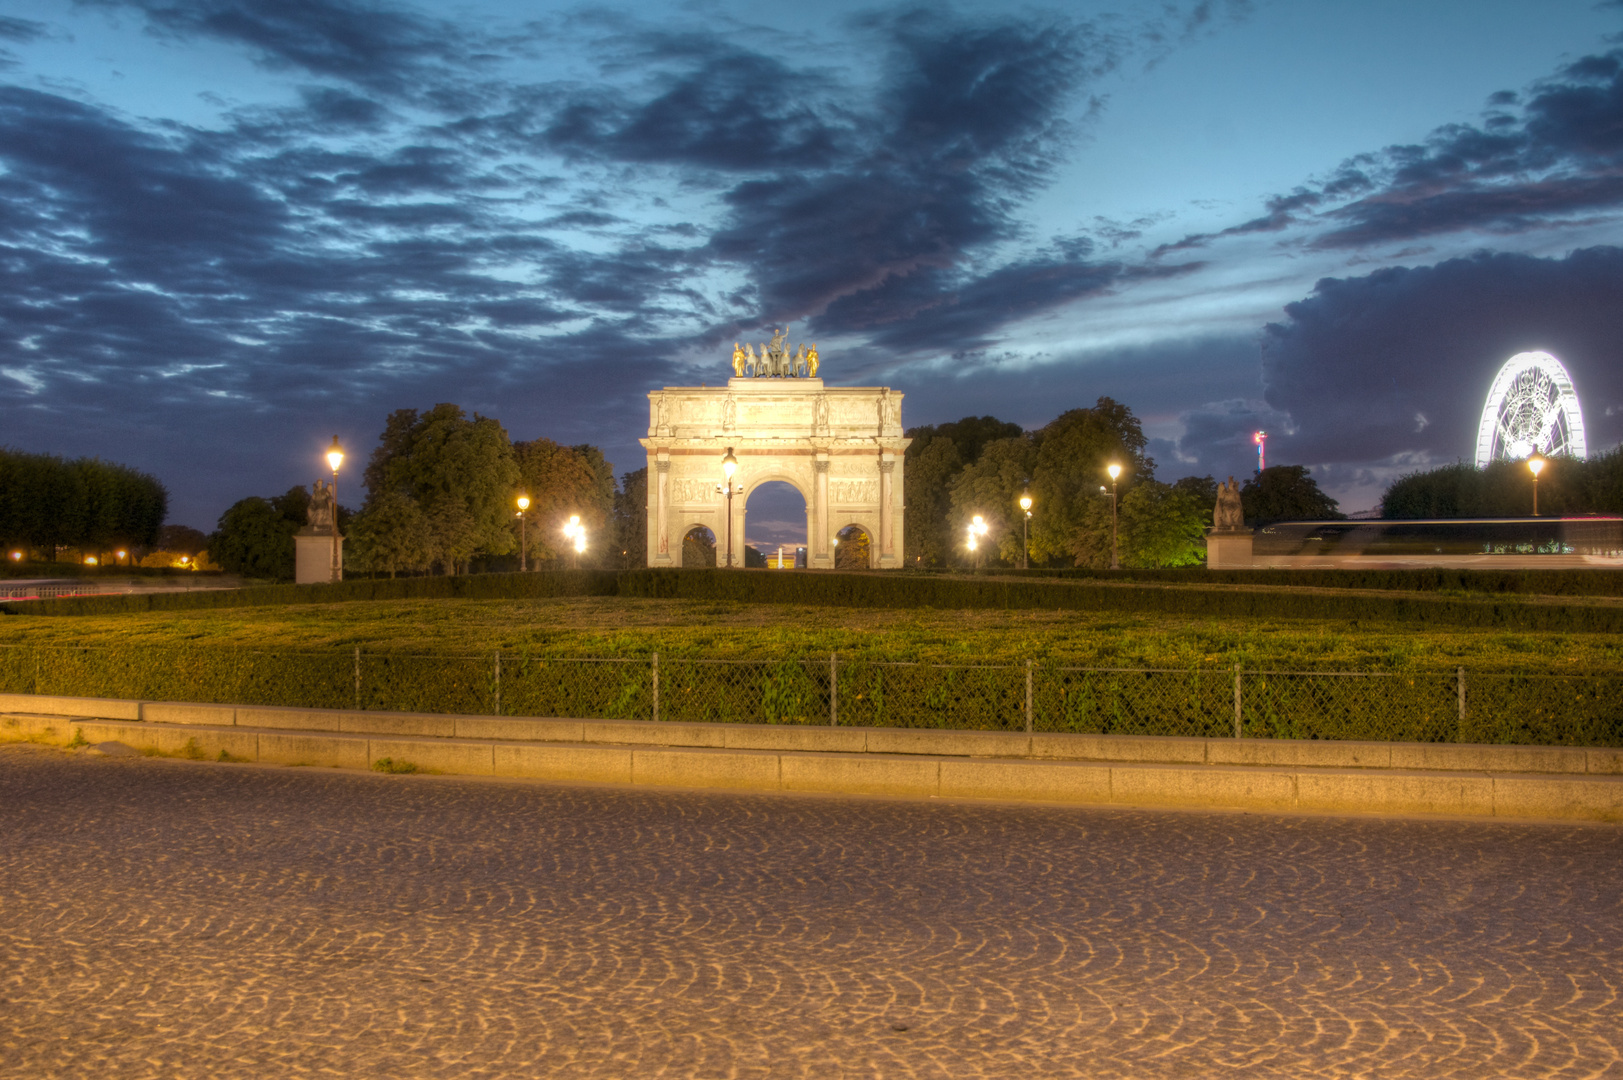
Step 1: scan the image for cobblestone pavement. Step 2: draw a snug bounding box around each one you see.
[2,745,1621,1079]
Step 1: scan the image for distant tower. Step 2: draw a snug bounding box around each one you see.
[1475,351,1586,467]
[1253,431,1267,474]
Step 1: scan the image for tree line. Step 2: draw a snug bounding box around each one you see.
[208,404,648,579]
[902,398,1341,569]
[0,448,167,562]
[1383,449,1623,518]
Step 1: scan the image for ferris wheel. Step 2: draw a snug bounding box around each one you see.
[1474,351,1587,468]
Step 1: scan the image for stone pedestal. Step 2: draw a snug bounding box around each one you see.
[1205,529,1253,570]
[294,527,343,584]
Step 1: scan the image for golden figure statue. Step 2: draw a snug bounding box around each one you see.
[731,342,745,378]
[807,343,819,378]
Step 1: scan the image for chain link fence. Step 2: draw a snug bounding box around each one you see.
[1,644,1619,746]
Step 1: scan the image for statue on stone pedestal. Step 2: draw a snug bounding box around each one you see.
[731,342,746,377]
[1212,477,1245,531]
[307,479,335,531]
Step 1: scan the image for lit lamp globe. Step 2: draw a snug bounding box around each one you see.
[1019,494,1032,513]
[1528,455,1546,517]
[517,495,530,512]
[1107,464,1122,481]
[326,437,344,474]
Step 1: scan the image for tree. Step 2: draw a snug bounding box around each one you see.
[1382,456,1596,518]
[1029,397,1153,565]
[1241,466,1343,524]
[613,467,647,568]
[835,524,871,569]
[1119,481,1210,567]
[362,404,519,573]
[512,438,615,566]
[207,489,306,580]
[948,436,1039,566]
[905,416,1024,469]
[346,491,432,577]
[156,525,207,555]
[0,449,165,560]
[903,417,1023,568]
[903,435,963,567]
[744,544,766,568]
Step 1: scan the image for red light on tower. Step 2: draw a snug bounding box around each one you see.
[1253,430,1267,473]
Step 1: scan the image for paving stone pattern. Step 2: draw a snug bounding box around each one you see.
[2,745,1621,1079]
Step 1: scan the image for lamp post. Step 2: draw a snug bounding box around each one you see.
[562,514,584,569]
[967,514,989,570]
[1528,456,1546,517]
[516,496,530,571]
[715,447,743,568]
[326,436,344,583]
[1106,463,1122,570]
[1018,492,1032,570]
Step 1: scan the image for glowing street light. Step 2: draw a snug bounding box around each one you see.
[9,551,21,562]
[1018,492,1033,570]
[516,495,531,572]
[326,436,344,583]
[562,514,585,570]
[116,549,127,565]
[714,447,743,568]
[1528,455,1546,517]
[967,514,989,569]
[1106,463,1122,570]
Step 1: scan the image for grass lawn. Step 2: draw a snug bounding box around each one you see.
[5,595,1621,673]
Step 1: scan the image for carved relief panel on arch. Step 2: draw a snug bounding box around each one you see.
[828,479,879,503]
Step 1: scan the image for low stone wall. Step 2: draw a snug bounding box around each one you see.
[4,694,1620,822]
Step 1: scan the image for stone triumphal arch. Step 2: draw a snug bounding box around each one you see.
[642,331,909,568]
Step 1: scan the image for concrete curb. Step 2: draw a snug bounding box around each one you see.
[3,693,1620,775]
[4,711,1620,822]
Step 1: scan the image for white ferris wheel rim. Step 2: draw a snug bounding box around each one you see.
[1474,350,1587,468]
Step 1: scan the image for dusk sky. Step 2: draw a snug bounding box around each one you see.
[4,0,1623,536]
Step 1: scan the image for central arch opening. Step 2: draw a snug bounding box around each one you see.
[835,524,871,570]
[745,481,808,568]
[681,525,716,568]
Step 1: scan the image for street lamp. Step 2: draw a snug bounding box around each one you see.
[516,495,530,571]
[715,446,743,568]
[1106,463,1122,570]
[326,436,344,583]
[967,514,989,569]
[562,514,584,569]
[1528,456,1546,517]
[1018,492,1033,570]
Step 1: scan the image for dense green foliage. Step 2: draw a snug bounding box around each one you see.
[2,641,1615,745]
[0,448,167,559]
[207,487,319,581]
[904,399,1225,568]
[612,467,648,569]
[357,404,521,575]
[1382,449,1623,518]
[1240,465,1343,524]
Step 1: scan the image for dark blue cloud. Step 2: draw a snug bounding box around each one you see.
[1260,247,1623,468]
[83,0,487,99]
[1157,47,1623,255]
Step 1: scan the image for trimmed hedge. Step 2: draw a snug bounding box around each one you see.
[997,566,1623,597]
[8,566,1623,634]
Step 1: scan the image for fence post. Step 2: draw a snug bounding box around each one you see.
[1233,662,1242,738]
[1457,666,1466,739]
[494,649,501,716]
[354,646,361,711]
[830,652,838,727]
[651,652,659,722]
[1025,659,1033,734]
